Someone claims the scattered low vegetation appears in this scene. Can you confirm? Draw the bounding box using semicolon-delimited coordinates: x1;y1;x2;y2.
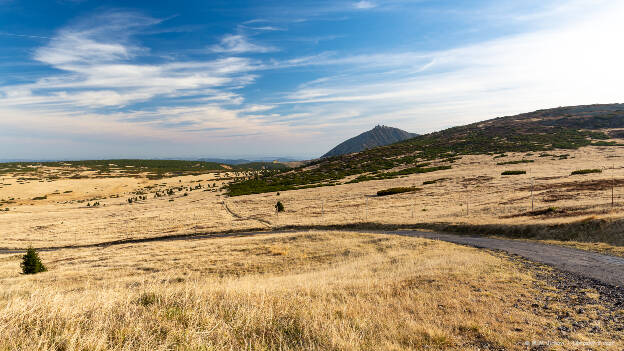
377;186;421;196
0;159;286;181
496;159;534;165
423;177;448;185
501;170;526;175
571;169;602;175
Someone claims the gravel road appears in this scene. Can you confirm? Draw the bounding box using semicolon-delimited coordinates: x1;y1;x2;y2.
397;230;624;287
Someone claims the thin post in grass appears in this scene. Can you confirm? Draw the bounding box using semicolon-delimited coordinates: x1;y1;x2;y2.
460;194;463;216
529;168;534;212
365;197;368;222
531;178;534;212
612;164;615;210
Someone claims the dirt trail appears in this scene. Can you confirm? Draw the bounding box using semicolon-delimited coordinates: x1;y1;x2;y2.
2;226;623;287
395;230;624;287
221;200;272;227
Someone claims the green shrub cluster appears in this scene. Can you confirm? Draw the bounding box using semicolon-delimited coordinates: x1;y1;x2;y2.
571;169;602;175
275;201;285;212
501;170;526;175
377;186;421;196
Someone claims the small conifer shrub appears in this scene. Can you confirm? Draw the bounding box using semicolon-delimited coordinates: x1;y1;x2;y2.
276;201;285;212
21;247;46;274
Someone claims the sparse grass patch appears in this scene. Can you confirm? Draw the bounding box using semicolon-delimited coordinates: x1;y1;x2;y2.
423;177;448;185
496;159;534;165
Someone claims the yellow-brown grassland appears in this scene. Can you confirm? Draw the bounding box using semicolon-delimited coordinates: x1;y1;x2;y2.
1;146;623;349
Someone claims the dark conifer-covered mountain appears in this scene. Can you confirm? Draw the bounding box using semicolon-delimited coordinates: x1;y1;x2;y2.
322;125;417;158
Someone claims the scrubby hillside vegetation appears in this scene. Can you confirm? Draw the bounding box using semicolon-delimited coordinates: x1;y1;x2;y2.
0;159;286;181
227;103;624;196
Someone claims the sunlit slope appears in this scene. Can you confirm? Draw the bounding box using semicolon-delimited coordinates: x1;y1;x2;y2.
228;103;624;195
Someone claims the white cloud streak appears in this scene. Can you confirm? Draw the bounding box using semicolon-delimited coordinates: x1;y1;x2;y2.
354;1;376;10
209;34;277;54
277;1;624;135
1;1;623;159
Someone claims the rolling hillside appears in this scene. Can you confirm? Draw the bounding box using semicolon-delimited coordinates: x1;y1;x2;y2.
227;103;624;196
322;125;418;158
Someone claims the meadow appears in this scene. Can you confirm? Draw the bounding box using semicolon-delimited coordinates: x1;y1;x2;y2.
2;146;624;250
1;146;624;349
1;231;619;350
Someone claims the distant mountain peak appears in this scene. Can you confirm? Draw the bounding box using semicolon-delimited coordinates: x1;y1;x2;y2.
322;125;418;158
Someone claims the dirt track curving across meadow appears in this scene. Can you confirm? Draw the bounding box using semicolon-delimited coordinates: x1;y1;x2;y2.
2;226;623;287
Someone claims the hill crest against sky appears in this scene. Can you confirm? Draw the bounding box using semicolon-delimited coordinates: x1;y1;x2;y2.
227;103;624;195
322;125;417;158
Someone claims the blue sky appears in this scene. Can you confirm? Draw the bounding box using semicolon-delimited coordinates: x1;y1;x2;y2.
0;0;623;160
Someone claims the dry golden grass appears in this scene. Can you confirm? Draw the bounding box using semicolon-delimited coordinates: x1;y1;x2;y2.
501;237;624;257
1;231;618;350
2;146;624;251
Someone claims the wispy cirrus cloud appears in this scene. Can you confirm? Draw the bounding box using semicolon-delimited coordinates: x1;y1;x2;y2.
1;11;261;110
0;10;289;155
1;0;623;160
209;34;277;54
354;1;376;10
268;0;624;136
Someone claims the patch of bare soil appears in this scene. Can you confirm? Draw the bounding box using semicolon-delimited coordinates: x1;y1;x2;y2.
539;190;579;203
460;175;494;186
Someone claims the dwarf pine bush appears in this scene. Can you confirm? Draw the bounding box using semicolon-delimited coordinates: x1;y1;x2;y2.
21;247;46;274
276;201;285;212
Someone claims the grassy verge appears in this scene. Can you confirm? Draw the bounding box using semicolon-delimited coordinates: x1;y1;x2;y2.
415;218;624;257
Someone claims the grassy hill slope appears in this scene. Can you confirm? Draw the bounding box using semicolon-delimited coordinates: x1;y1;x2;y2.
228;103;624;196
